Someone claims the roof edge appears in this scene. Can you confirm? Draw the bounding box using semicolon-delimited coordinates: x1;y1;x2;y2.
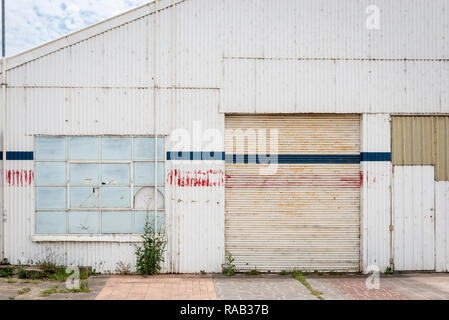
4;0;184;71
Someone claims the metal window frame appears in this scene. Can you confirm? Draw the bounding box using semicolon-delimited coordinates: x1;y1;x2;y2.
34;135;166;237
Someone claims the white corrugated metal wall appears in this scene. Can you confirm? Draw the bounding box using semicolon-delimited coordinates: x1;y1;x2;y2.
0;0;448;273
361;114;391;273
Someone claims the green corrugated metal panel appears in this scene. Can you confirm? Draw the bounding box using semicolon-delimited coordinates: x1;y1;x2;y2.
392;116;449;181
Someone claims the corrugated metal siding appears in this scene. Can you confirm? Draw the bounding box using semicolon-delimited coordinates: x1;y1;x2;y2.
435;181;449;272
225;115;360;154
392;116;449;181
361;114;391;273
225;115;360;272
220;0;449;114
393;166;435;271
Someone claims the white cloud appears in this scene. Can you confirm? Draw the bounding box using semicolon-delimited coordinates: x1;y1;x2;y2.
2;0;149;56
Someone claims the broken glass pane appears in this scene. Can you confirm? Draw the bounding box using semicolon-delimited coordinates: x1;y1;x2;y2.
70;163;99;185
35;137;66;160
69;211;100;234
101;137;131;160
70;187;100;208
68;137;99;160
35;162;66;185
101;163;130;185
35;187;67;209
35;211;67;234
101;211;132;233
101;187;130;208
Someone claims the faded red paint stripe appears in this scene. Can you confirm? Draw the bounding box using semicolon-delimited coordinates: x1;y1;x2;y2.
167;169;224;187
4;170;34;187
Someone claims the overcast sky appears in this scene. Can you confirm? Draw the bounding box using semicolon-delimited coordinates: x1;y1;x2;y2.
2;0;149;56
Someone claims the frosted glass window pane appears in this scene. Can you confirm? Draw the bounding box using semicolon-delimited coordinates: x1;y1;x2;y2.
135;211;155;234
101;137;131;160
134;138;155;160
70;187;99;208
68;137;99;160
35;137;65;160
36;211;66;234
69;211;100;234
101;211;132;234
157;138;165;160
156;211;165;233
36;187;66;209
101;164;130;185
157;162;165;185
133;187;165;210
70;164;99;185
35;162;66;185
101;187;130;208
134;162;154;185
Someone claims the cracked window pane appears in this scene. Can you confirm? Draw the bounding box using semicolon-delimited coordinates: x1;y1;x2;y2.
101;163;130;185
70;163;99;185
101;211;132;233
69;211;100;234
101;137;131;160
68;137;99;160
70;187;100;208
36;211;67;234
35;137;66;160
36;187;67;209
134;186;165;210
101;187;130;208
35;162;66;185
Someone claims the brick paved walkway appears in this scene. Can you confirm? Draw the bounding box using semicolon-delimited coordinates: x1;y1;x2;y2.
323;276;407;300
95;274;216;300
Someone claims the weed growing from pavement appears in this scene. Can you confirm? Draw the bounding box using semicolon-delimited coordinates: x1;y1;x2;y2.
200;270;207;275
17;287;31;295
135;219;167;275
244;269;261;275
223;252;236;276
40;280;91;297
385;266;393;274
0;268;13;278
116;261;132;275
280;270;291;275
292;270;324;300
41;286;60;297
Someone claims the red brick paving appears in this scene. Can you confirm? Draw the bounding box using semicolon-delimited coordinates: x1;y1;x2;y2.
95;274;217;300
324;277;408;300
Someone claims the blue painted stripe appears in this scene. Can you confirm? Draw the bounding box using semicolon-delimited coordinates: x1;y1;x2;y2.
0;151;34;160
0;151;391;162
167;151;392;163
167;151;225;161
360;152;391;162
225;154;361;164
